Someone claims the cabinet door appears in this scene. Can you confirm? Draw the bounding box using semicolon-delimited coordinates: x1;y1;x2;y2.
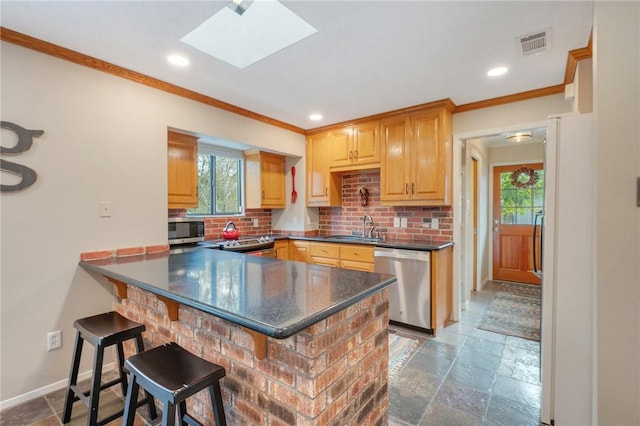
168;131;198;208
329;128;353;168
306;133;341;207
289;240;311;263
411;110;443;202
261;152;286;208
311;257;340;267
341;260;375;272
353;121;380;166
306;133;329;205
274;240;289;260
380;116;411;202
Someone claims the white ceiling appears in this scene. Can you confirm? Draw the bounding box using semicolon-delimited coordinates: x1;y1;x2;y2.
1;1;593;131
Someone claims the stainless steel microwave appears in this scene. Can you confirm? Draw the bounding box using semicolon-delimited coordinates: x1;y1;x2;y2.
168;217;205;246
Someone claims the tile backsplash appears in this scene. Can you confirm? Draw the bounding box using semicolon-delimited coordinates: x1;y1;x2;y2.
318;171;453;242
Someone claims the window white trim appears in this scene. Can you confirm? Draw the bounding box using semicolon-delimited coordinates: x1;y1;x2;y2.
198;143;244;160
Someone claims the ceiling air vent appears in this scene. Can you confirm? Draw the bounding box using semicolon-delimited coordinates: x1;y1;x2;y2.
517;30;549;56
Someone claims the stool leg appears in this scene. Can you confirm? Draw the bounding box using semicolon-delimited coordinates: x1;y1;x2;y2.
115;342;128;396
208;382;227;426
62;332;84;423
162;402;176;426
177;401;188;426
86;345;104;426
134;334;158;420
122;373;140;426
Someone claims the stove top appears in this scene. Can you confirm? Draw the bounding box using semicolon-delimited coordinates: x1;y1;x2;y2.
199;236;275;253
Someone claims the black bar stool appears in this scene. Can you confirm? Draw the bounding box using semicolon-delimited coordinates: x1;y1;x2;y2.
122;342;227;426
62;311;157;425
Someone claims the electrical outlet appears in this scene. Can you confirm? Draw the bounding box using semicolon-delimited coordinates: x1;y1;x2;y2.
253;218;259;228
393;217;400;228
400;217;408;228
47;330;62;351
431;218;439;229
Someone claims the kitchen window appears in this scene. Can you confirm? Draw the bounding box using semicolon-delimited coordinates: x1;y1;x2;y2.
188;145;244;216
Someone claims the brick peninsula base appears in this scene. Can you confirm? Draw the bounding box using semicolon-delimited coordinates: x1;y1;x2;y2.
115;284;390;425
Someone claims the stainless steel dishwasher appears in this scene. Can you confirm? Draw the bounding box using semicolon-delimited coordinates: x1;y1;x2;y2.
374;247;431;331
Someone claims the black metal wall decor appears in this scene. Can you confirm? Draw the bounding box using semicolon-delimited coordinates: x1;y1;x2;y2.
1;121;44;192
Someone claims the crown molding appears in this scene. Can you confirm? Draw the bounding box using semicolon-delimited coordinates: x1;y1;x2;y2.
0;27;306;135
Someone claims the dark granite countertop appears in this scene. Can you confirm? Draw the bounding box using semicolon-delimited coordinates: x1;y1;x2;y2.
80;250;395;339
285;235;453;251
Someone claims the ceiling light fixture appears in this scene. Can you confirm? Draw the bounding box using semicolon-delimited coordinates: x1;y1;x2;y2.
506;131;533;143
487;66;508;77
309;114;323;121
227;0;253;16
167;55;189;67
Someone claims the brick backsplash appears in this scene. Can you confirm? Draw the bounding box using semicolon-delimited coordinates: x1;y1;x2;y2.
319;170;453;242
170;169;452;242
169;208;273;240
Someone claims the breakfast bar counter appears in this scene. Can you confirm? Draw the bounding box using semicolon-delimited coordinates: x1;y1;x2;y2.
80;249;395;425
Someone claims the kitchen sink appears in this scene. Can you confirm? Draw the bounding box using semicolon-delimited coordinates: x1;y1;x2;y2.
324;235;384;243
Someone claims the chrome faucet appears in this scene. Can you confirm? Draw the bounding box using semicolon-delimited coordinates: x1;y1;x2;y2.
362;214;373;238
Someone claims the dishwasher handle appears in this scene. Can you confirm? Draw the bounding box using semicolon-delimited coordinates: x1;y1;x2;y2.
374;247;430;262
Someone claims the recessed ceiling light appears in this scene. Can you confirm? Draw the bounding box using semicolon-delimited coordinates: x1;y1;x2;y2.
167;55;190;67
487;66;508;77
309;114;323;121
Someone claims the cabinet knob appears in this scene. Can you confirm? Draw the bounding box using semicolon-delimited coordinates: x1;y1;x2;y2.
412;183;415;194
405;183;409;194
325;187;328;196
354;150;358;159
349;151;353;159
262;190;265;199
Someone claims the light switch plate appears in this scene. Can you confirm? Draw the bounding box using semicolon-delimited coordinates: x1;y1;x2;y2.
393;217;400;228
431;218;439;229
100;201;112;217
400;217;407;228
253;218;259;227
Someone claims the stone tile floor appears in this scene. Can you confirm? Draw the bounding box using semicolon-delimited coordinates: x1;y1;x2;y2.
389;280;542;426
1;281;541;426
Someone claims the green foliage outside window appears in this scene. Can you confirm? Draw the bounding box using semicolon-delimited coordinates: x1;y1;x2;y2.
500;169;544;225
189;153;242;215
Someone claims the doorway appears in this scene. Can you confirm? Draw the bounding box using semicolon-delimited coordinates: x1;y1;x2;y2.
491;163;543;285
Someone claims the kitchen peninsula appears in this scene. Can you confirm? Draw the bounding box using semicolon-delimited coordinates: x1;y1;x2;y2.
80;249;395;425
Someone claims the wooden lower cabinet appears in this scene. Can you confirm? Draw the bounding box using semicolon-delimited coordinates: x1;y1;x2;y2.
274;240;289;260
308;241;375;271
289;240;311;263
431;246;453;333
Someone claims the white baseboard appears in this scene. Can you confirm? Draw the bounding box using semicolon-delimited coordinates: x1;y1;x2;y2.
0;362;115;411
478;277;489;291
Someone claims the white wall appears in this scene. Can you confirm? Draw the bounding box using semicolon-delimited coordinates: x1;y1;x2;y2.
488;142;544;165
0;42;305;403
593;2;640;424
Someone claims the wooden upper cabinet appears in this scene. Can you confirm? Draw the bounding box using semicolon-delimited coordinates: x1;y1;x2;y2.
381;105;452;206
245;150;286;209
329;121;380;170
168;131;198;208
306;132;341;207
380;115;411;202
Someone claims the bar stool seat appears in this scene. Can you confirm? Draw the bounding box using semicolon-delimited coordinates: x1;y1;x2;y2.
123;342;227;426
62;311;157;425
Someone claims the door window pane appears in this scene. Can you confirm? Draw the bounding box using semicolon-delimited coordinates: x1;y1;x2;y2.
499;168;544;225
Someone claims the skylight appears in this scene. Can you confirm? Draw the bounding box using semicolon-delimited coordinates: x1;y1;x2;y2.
181;0;317;69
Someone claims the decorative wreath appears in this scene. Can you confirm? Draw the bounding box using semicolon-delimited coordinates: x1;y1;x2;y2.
510;167;539;188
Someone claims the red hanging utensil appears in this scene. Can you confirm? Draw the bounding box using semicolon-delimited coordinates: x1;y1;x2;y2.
291;166;298;203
